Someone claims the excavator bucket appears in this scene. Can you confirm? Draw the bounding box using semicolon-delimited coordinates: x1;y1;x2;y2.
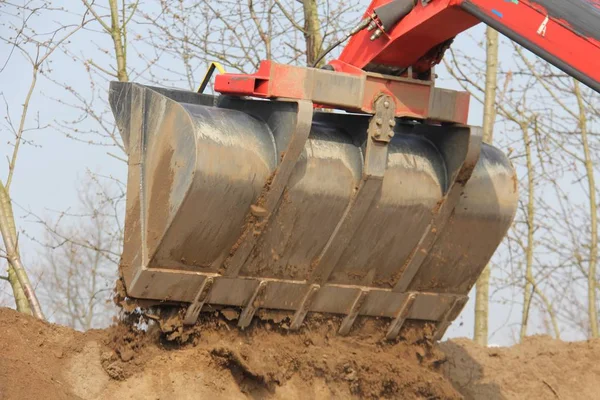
109;81;517;339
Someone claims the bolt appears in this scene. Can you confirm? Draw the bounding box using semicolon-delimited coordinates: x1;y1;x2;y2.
374;130;381;138
383;101;390;109
389;119;396;127
376;118;383;126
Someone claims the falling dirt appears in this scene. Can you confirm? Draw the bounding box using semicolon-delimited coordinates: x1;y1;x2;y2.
1;307;599;400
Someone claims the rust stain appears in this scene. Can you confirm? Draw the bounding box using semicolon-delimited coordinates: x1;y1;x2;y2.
511;172;518;193
432;198;444;214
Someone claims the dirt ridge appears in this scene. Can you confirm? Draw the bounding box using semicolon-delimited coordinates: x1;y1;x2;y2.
1;307;599;399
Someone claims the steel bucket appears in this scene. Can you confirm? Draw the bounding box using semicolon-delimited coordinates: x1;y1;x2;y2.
109;82;517;338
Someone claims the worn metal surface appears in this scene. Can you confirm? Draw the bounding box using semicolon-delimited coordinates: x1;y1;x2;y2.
110;82;518;337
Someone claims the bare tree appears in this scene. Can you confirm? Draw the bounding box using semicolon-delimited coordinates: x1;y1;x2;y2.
80;0;133;82
573;79;599;338
302;0;325;66
25;0;140;328
518;116;536;340
0;1;90;319
36;175;122;330
446;26;600;341
473;27;499;346
138;0;361;90
0;180;39;317
513;51;599;338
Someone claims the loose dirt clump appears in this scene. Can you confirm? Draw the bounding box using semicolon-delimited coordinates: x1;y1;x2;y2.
1;307;599;399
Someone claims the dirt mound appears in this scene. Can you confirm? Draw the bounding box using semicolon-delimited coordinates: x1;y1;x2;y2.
441;337;600;399
0;308;599;399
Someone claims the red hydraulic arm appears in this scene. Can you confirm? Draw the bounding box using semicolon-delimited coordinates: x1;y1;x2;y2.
215;0;600;123
336;0;600;92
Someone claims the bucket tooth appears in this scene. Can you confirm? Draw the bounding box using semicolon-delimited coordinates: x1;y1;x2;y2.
338;290;369;336
183;277;214;325
433;296;469;341
386;292;417;340
290;284;320;330
238;281;268;329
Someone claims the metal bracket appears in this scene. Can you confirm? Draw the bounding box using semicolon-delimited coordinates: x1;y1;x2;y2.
364;94;396;178
222;100;314;278
367;95;396;143
309;93;395;285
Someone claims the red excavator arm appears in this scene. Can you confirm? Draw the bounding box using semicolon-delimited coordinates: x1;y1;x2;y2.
336;0;600;92
215;0;600;123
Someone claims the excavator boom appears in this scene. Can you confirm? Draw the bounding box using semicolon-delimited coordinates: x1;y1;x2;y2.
337;0;600;93
109;0;597;340
461;0;600;92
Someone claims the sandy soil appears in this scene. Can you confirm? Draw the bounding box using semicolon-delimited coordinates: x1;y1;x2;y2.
0;307;598;399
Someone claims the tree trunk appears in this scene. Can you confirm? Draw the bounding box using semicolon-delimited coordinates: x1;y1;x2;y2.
0;180;44;319
574;80;599;338
474;27;499;346
474;266;490;345
520;121;535;341
303;0;323;67
108;0;129;82
2;195;31;315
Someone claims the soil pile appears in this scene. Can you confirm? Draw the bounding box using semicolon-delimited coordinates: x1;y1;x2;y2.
0;307;599;399
441;337;600;399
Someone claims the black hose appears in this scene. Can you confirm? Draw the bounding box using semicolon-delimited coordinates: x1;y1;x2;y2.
374;0;418;31
312;35;351;68
311;18;371;68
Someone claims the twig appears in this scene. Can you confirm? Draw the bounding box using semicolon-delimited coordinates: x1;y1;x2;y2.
107;152;127;163
542;379;561;399
86;59;118;77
